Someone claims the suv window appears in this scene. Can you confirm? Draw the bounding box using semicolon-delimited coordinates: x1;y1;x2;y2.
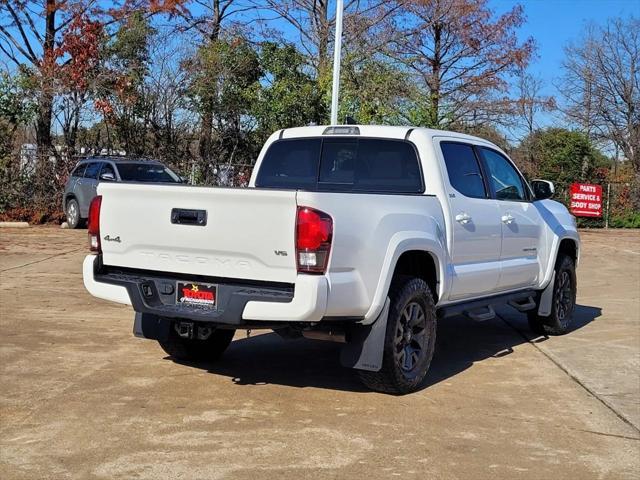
480;148;527;201
71;163;88;178
256;138;423;194
83;162;102;180
116;163;181;183
100;163;116;178
440;142;487;199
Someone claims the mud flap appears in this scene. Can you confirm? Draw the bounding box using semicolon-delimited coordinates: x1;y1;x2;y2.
340;298;390;372
133;313;170;340
537;272;555;317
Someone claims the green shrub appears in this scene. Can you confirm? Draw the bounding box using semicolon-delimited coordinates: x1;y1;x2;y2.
608;212;640;228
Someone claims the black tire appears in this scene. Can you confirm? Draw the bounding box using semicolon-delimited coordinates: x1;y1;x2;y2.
158;325;235;361
65;198;82;229
358;276;437;395
528;253;576;336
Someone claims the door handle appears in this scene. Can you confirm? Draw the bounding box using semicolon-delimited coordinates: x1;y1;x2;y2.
455;213;471;225
501;214;515;224
171;208;207;226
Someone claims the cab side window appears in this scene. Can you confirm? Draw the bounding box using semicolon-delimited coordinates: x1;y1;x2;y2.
441;142;487;199
479;148;526;201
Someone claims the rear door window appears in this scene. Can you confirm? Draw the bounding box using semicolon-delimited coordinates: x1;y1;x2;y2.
83;162;102;180
440;142;487;199
71;163;88;177
256;137;423;193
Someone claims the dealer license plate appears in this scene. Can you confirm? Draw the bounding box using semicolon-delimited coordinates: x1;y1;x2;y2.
176;282;217;309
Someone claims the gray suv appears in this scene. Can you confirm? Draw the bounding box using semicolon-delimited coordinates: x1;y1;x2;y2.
63;158;183;228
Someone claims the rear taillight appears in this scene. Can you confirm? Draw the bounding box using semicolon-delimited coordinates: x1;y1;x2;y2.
296;206;332;274
88;195;102;252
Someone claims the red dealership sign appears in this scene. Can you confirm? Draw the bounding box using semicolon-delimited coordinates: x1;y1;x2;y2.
569;183;602;217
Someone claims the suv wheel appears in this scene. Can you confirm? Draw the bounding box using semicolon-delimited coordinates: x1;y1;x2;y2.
358;276;437;394
528;253;576;336
158;325;235;361
66;198;82;229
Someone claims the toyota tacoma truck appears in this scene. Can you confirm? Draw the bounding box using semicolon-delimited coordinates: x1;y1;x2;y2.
83;125;580;394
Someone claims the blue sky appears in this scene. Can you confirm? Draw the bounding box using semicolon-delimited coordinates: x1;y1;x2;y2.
493;0;640;97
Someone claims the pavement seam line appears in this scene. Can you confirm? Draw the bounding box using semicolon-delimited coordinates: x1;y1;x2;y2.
0;248;84;273
496;313;640;436
576;429;640;441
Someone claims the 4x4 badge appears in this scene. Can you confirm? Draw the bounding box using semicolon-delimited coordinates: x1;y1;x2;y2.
103;235;121;243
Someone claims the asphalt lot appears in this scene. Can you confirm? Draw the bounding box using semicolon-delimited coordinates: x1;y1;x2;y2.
1;227;639;479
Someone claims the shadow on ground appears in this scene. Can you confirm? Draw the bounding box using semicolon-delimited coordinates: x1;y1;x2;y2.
168;304;601;394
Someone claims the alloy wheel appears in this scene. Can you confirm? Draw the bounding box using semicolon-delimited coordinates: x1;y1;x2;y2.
394;301;428;375
555;270;573;323
67;202;78;226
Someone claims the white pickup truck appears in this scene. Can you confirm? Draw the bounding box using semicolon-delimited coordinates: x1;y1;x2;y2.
83;125;579;394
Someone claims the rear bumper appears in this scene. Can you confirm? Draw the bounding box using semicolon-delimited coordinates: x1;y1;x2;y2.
82;255;328;324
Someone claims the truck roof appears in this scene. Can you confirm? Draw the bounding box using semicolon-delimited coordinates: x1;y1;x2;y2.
278;124;499;147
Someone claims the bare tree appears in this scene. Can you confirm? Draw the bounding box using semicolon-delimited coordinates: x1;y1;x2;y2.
561;17;640;174
389;0;534;128
514;70;555;136
257;0;398;80
510;68;556;174
0;0;62;152
144;31;198;169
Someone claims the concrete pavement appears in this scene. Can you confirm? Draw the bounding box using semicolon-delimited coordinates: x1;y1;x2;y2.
0;227;638;479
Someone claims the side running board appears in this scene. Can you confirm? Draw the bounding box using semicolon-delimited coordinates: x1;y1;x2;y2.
508;296;537;312
464;305;495;322
438;289;537;321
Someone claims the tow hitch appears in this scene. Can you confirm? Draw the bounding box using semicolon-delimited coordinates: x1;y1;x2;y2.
174;321;212;340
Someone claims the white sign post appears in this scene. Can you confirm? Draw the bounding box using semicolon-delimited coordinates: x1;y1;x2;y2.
330;0;344;125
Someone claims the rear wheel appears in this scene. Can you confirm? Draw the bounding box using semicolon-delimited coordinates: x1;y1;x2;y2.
158;325;235;361
358;276;437;394
528;253;576;336
65;198;82;229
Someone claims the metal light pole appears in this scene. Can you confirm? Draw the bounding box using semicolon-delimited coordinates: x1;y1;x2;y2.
330;0;344;125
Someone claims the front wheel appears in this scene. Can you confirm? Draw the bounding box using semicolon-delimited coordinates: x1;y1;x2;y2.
528;253;576;336
65;198;82;229
358;277;437;394
158;325;235;361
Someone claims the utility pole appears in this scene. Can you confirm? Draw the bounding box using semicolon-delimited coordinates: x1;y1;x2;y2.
330;0;344;125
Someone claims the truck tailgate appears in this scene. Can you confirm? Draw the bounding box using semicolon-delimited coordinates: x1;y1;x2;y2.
97;183;298;283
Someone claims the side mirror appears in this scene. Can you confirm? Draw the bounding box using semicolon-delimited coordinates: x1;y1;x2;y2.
180;176;190;184
100;172;115;181
531;180;554;200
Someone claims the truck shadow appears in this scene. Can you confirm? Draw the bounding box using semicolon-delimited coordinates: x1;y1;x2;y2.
171;304;601;394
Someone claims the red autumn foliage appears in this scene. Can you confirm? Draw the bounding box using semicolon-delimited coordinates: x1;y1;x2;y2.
59;14;104;92
148;0;187;15
94;98;114;117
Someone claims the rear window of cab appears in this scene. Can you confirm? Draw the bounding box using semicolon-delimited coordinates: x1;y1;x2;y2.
255;137;424;194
